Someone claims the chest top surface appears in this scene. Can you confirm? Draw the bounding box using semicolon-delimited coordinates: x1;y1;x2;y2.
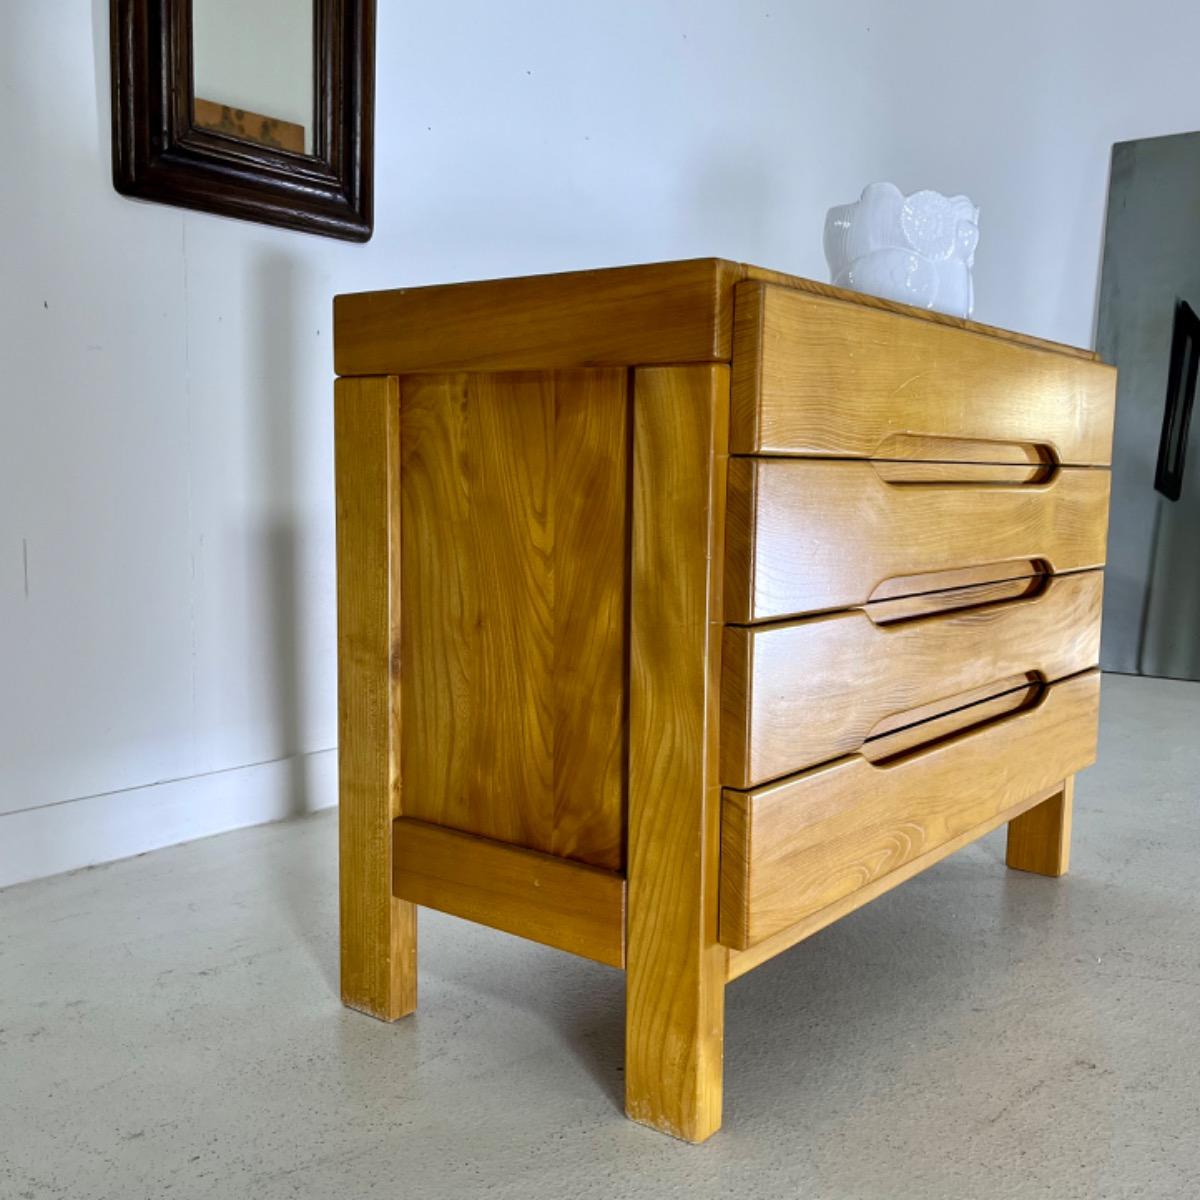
333;258;1098;379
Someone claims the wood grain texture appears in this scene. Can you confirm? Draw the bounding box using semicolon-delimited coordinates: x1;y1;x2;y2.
730;282;1116;462
335;259;742;376
868;560;1056;606
870;460;1053;485
859;677;1041;763
335;375;417;1021
392;817;625;967
397;370;628;869
864;568;1042;622
625;365;729;1143
724;781;1066;982
722;570;1104;786
738;265;1098;363
331;258;1113;1138
725;458;1111;622
335;260;1097;378
720;670;1101;950
1007;776;1074;876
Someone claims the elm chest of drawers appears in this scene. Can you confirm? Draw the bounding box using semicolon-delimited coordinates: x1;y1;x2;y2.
333;260;1116;1142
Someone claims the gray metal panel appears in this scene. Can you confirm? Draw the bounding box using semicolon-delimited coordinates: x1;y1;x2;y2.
1096;132;1200;676
1142;411;1200;679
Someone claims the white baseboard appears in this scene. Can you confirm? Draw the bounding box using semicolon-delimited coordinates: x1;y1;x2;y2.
0;749;337;890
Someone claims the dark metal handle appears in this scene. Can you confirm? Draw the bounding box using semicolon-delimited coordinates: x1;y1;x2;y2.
1155;298;1200;501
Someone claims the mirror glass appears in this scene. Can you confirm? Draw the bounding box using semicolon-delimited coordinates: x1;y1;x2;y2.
192;0;315;154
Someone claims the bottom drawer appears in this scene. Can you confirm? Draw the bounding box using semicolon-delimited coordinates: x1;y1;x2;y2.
719;670;1100;950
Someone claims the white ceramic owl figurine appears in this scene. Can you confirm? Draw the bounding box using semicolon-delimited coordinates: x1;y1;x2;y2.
823;183;980;318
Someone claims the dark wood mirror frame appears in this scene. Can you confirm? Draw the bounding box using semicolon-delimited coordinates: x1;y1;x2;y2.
111;0;375;241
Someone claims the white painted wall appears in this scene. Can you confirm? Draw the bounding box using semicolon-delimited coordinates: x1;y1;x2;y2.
4;0;1200;888
193;0;314;148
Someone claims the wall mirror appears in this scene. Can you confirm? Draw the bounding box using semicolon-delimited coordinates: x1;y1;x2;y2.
111;0;375;241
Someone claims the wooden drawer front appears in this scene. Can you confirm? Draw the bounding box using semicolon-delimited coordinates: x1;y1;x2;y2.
726;458;1110;623
731;283;1116;464
719;670;1100;949
722;570;1103;788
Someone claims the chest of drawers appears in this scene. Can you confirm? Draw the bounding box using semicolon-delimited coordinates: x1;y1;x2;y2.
334;260;1115;1142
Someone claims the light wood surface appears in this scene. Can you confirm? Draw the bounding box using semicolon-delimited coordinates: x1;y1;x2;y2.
725;458;1111;623
397;370;628;870
335;259;742;376
333;258;1114;1140
870;460;1054;485
860;676;1042;763
335;376;417;1022
867;559;1048;606
720;670;1101;950
730;282;1116;462
722;570;1103;786
1007;776;1074;876
723;781;1067;982
392;817;625;967
625;365;729;1143
863;568;1042;622
737;264;1098;362
333;259;1098;379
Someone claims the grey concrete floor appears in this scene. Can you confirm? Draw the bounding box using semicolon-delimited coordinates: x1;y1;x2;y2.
2;673;1198;1200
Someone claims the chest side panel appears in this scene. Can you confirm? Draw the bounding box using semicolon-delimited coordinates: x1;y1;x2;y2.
398;369;629;870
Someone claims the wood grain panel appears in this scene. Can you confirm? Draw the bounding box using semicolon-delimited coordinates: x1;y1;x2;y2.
867;559;1046;606
725;458;1111;623
335;375;417;1022
398;370;628;869
335;260;1096;378
335;259;741;376
738;265;1098;362
719;670;1101;950
864;568;1042;622
859;677;1041;763
870;460;1053;485
722;570;1103;786
723;781;1066;981
625;365;729;1143
731;282;1116;463
392;817;625;967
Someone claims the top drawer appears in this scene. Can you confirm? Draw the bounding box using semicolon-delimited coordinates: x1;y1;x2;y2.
730;283;1117;465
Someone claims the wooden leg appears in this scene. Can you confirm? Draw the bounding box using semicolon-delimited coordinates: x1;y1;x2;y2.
1006;776;1074;877
336;376;417;1021
625;365;729;1143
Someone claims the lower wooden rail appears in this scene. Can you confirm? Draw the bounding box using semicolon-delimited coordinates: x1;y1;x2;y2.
392;817;626;968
